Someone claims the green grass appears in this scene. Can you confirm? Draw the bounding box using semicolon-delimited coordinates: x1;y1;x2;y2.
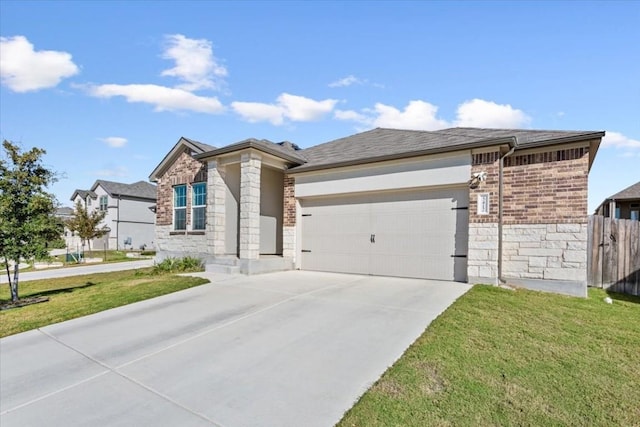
0;269;209;338
339;286;640;427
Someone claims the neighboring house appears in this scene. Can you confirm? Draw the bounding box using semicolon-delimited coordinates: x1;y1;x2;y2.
149;128;604;296
55;206;82;249
70;180;157;250
594;181;640;220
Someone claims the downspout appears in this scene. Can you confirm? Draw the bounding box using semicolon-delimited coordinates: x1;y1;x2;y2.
116;196;120;250
498;139;517;284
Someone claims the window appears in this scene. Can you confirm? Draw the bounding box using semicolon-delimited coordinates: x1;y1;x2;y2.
631;203;639;221
615;207;621;219
174;185;187;230
99;195;108;211
86;197;92;206
192;183;206;230
477;193;490;215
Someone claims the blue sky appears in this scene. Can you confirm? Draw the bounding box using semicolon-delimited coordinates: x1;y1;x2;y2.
1;1;638;212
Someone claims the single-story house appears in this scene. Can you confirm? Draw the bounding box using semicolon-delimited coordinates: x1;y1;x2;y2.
149;128;604;296
594;181;640;220
70;179;157;250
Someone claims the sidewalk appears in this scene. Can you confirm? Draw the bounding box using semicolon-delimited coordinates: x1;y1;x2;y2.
0;259;154;284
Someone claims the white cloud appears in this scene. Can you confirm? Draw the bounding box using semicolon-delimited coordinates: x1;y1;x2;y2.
86;83;224;114
372;100;449;130
335;100;448;130
328;75;363;88
0;35;79;92
95;166;128;177
601;131;640;157
335;98;531;132
454;98;531;128
161;34;227;91
100;137;127;148
232;93;337;125
232;101;285;125
334;109;371;123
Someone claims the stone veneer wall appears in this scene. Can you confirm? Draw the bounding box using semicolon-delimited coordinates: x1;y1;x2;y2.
282;175;296;259
155;149;208;257
239;152;261;260
467;144;592;291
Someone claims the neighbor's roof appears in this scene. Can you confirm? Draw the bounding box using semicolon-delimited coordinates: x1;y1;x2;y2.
91;180;157;200
289;127;605;173
605;181;640;201
70;189;97;201
55;206;74;216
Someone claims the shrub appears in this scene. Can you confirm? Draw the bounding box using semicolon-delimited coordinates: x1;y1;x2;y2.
152;257;203;274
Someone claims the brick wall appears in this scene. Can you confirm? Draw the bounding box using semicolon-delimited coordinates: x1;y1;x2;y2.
469;147;590;225
156;149;207;226
283;175;296;227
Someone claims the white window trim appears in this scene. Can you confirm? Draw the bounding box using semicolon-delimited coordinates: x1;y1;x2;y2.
192;182;206;231
173;184;187;231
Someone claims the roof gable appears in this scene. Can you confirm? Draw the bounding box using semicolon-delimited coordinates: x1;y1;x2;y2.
149;137;216;182
195;138;306;164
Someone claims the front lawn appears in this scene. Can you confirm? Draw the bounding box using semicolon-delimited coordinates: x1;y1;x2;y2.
339;286;640;426
0;269;209;338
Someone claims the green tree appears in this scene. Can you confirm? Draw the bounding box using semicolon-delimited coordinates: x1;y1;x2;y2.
0;140;61;302
66;200;108;257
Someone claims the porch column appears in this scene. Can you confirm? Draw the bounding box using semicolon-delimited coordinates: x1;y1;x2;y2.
207;160;226;255
239;152;261;260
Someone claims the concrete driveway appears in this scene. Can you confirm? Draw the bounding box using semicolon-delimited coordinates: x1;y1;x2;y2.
0;271;470;427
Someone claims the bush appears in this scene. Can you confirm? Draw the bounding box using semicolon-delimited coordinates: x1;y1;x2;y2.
152;257;203;274
140;250;157;256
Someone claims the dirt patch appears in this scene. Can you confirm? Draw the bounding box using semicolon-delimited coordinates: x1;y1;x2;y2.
0;296;49;311
372;378;406;399
411;361;447;395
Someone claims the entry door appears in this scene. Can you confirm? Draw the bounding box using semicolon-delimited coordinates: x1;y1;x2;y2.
300;187;468;281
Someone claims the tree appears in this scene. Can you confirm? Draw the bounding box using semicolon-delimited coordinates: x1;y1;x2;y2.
0;140;61;302
66;200;108;257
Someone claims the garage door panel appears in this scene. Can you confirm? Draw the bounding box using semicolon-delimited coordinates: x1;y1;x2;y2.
301;187;468;282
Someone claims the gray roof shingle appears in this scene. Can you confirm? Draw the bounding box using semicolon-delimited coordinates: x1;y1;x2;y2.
197;138;307;164
92;180;157;200
290;127;604;172
606;181;640;201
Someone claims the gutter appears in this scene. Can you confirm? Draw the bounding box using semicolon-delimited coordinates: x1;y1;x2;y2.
497;137;518;283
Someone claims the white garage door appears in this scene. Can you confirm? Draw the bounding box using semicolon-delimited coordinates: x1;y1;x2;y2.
300;187;468;282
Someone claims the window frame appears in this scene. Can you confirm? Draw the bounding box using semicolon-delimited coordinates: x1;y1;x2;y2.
173;184;187;231
99;195;108;212
191;182;207;231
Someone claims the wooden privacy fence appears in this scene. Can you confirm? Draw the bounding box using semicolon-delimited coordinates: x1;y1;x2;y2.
588;215;640;296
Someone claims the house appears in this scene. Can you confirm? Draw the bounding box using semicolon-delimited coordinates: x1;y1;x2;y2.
55;206;82;249
70;179;157;250
594;181;640;220
149;128;604;296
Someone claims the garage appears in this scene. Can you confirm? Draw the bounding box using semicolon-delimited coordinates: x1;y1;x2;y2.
300;186;469;282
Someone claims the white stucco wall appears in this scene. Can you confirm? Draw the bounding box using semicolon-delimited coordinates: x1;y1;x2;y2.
294;152;471;198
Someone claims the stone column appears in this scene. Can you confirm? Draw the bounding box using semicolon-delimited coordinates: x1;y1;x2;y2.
207;160;226;255
240;152;261;260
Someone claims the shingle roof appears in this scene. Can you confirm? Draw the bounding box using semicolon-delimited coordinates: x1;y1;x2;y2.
92;180;157;200
70;189;97;201
182;137;216;153
290;127;604;172
606;181;640;201
196;138;307;164
55;207;74;216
